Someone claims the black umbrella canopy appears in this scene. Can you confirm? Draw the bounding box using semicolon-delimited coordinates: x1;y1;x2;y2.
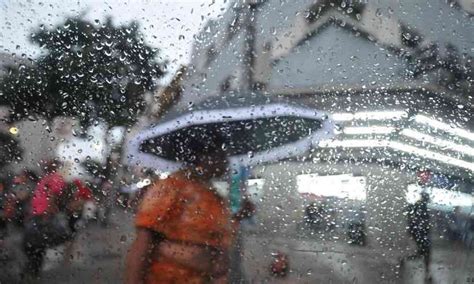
126;91;335;172
140;116;322;160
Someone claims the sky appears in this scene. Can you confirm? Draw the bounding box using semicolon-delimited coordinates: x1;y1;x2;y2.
0;0;229;82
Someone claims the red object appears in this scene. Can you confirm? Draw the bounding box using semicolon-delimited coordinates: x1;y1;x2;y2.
31;172;66;215
12;176;26;184
417;170;431;185
73;179;93;200
270;251;289;277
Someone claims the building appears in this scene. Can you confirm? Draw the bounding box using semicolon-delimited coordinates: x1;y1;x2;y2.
175;0;473;176
161;0;474;261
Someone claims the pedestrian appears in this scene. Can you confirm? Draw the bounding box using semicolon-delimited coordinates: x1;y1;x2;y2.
95;157;117;225
61;179;94;264
406;191;432;280
0;181;8;245
6;170;38;227
236;196;257;225
22;160;71;279
125;136;234;284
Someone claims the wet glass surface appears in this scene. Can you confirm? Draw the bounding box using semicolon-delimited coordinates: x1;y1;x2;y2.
0;0;472;283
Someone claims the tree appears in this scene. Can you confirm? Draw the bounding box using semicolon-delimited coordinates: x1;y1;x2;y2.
0;16;165;127
407;42;473;96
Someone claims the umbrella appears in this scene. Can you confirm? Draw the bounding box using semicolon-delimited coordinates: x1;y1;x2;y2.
126;93;336;172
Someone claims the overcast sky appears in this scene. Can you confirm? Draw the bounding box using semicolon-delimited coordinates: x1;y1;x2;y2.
1;0;229;82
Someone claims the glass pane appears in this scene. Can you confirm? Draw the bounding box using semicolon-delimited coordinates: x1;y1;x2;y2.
0;0;472;283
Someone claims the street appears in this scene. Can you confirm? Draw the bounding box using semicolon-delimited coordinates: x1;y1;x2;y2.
241;229;473;283
1;207;472;283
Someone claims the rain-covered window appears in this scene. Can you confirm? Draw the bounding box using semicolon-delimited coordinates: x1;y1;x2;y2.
0;0;472;283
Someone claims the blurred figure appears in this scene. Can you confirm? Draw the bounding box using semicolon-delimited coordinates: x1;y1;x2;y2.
126;137;234;284
4;170;38;227
406;191;431;279
67;179;93;229
95;158;117;225
237;197;257;226
62;179;93;264
0;181;7;246
304;201;325;227
82;159;115;224
22;160;70;278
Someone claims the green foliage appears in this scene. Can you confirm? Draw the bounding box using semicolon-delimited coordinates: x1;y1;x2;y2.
0;16;165;126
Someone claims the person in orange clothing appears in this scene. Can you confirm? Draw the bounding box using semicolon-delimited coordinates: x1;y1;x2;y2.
125;137;234;284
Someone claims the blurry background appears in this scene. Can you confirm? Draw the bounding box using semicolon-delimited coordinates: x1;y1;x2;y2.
0;0;473;283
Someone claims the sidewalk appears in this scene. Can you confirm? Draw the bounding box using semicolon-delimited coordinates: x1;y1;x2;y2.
38;208;135;284
239;227;474;284
2;210;472;284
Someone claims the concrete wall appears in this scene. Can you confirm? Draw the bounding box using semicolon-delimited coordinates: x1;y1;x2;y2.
179;28;247;109
268;25;409;89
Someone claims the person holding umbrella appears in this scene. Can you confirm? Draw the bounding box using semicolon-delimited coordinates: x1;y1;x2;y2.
124;95;335;283
125;135;234;284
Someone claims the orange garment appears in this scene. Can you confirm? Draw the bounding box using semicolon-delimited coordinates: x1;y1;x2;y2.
135;172;233;284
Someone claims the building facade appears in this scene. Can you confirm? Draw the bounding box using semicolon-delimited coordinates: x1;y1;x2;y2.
165;0;474;258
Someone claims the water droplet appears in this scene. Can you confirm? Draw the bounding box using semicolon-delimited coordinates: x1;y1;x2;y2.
120;235;127;243
375;8;383;17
